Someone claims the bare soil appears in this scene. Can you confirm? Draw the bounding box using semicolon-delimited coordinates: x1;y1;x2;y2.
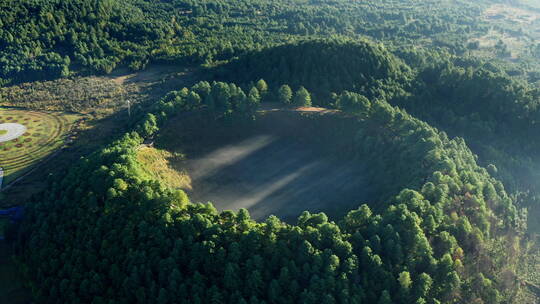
157;110;372;223
184;135;370;222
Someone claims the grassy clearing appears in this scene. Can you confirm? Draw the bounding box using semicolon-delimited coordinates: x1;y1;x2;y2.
0;108;81;185
136;146;192;190
475;4;540;60
0;65;198;115
469;29;529;59
0;76;125;113
484;4;540;25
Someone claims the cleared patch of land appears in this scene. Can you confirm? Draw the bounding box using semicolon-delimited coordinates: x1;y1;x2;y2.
469;29;528;59
0;65;198;115
472;3;540;62
484;4;540;25
0;108;80;185
0;77;125;113
155;111;372;223
186;135;369;222
136;146;192;190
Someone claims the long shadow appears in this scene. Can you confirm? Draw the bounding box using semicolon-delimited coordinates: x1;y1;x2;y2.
181;134;373;223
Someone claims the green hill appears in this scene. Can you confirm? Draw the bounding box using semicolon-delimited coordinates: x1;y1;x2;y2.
210;39;410;106
15;81;524;304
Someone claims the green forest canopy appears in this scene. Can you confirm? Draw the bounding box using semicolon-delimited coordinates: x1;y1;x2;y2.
210;38;540;211
1;0;539;303
16;81;524;303
0;0;523;84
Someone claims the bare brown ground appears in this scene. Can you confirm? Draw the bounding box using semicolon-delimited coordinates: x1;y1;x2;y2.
157;110;372;223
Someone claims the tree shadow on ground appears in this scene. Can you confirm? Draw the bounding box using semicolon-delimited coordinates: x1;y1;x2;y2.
174;134;373;223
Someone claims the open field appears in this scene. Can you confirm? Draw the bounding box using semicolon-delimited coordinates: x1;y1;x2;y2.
0;108;80;185
473;3;540;61
0;77;125;113
469;29;529;59
485;4;540;25
0;64;198;115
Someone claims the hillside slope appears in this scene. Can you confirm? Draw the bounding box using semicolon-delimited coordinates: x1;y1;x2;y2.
14;81;524;304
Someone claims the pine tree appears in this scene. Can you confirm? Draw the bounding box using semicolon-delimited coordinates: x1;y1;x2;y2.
337;91;371;115
294;86;311;107
256;79;268;101
278;84;293;105
248;87;261;106
187;91;202;109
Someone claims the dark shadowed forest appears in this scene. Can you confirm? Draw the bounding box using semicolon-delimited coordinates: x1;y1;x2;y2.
1;0;539;303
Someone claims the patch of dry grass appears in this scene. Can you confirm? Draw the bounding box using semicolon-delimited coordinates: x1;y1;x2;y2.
137;146;192;190
0;77;125;113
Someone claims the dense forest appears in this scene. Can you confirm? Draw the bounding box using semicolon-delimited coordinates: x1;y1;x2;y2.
1;0;531;84
398;51;540;209
1;0;540;303
211;39;540;212
15;82;525;303
209;39;410;106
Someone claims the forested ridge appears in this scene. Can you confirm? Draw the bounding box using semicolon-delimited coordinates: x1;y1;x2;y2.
210;39;411;106
2;0;540;303
0;0;515;85
0;0;166;82
398;50;540;208
210;39;540;211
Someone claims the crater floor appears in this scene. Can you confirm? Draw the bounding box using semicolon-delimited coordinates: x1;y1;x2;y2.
181;134;371;222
